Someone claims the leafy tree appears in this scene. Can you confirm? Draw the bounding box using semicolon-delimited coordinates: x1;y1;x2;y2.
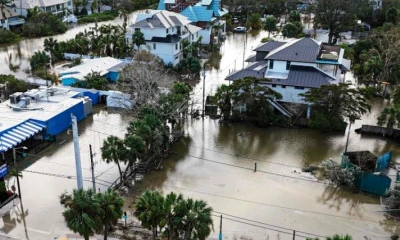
363;55;383;83
265;0;286;16
30;51;50;71
377;106;400;130
215;84;232;119
132;30;145;51
264;16;277;37
101;136;126;182
44;37;58;64
0;29;20;44
0;75;28;95
135;190;166;239
247;13;262;30
60;189;102;240
314;0;361;44
386;7;399;24
300;84;371;131
71;71;110;90
385;184;400;216
282;22;302;38
96;189;124;240
289;10;300;22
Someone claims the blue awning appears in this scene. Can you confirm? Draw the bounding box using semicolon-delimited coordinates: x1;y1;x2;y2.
0;120;46;153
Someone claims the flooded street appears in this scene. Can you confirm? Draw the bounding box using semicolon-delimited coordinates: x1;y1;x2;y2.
0;16;400;239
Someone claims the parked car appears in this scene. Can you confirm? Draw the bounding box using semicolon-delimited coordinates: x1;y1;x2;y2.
234;26;246;33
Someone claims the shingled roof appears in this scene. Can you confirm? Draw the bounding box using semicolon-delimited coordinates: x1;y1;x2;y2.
226;64;334;88
253;40;286;52
265;38;321;63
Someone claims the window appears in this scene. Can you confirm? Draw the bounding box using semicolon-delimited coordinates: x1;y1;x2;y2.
153;43;156;50
281;85;286;88
167;4;172;10
196;32;198;37
175;43;178;50
67;1;72;6
271;84;276;88
179;5;185;11
269;60;274;69
191;34;194;40
295;86;305;90
166;28;169;34
286;61;291;70
135;28;140;31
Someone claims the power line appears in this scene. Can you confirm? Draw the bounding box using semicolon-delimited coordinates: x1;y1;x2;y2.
186;144;303;168
174;152;320;183
164;184;400;226
212;211;326;238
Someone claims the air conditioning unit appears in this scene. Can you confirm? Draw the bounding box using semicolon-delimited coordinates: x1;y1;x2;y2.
9;93;24;104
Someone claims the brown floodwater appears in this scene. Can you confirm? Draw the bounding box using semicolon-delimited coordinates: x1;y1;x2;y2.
0;14;400;240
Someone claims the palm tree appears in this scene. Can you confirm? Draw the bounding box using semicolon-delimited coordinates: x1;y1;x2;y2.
44;37;58;65
176;198;213;240
60;189;102;240
263;16;277;37
162;192;184;240
101;136;126;182
132;30;145;51
363;55;383;84
73;0;81;13
135;190;166;240
96;189;124;240
307;234;353;240
282;22;300;38
123;135;145;172
377;106;400;130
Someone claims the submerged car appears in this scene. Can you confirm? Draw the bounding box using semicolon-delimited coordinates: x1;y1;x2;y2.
234;26;246;33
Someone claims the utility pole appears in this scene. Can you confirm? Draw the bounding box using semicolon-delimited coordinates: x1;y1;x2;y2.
242;1;249;69
71;114;83;189
12;148;22;200
89;144;96;193
344;121;352;154
202;63;206;118
292;230;296;239
219;215;222;240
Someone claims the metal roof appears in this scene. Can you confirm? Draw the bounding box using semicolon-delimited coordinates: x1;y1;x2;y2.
0;120;45;152
181;5;213;22
265;38;321;63
253;40;286;52
226;61;268;80
245;54;257;62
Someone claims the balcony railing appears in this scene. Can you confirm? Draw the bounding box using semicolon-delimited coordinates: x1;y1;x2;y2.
8;18;25;26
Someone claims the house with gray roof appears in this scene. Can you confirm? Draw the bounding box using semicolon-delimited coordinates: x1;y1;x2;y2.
127;10;202;66
157;0;227;44
226;37;351;109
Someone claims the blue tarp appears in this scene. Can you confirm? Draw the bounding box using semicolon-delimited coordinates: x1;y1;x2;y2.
0;120;46;152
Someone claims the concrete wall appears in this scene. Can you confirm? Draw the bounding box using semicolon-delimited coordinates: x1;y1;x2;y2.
265;84;309;103
61;78;78;86
106;72;119;82
44;100;85;135
199;28;211;44
146;41;180;65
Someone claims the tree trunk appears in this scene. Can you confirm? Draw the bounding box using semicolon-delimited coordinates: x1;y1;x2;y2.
152;226;156;240
84;235;89;240
116;161;123;183
328;31;334;45
104;223;108;240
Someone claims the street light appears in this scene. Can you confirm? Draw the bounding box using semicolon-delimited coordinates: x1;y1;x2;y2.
12;146;27;200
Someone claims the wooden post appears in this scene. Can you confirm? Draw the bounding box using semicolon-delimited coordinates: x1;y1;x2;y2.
293;230;296;240
254;163;257;172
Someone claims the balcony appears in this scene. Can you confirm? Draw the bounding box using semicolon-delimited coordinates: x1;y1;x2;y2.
8;18;25;26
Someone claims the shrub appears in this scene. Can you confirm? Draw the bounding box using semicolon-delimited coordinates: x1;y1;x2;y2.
0;29;21;44
22;12;67;37
79;10;119;23
30;51;50;71
309;112;347;132
261;37;270;43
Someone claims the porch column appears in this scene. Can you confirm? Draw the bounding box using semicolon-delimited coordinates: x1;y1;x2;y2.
306;105;311;119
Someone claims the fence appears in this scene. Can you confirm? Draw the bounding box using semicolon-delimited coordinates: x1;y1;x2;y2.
356;125;400;140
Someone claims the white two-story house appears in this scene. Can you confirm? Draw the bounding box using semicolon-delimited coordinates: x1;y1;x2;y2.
157;0;227;45
10;0;73;18
127;10;202;66
226;37;350;116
